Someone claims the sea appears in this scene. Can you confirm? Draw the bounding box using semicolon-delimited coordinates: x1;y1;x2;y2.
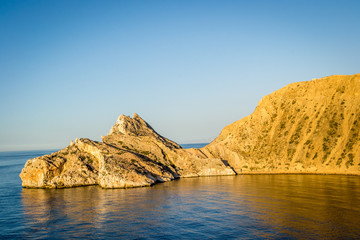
1;143;360;239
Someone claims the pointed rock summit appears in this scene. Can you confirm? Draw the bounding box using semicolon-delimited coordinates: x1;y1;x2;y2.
105;113;181;149
109;113;156;136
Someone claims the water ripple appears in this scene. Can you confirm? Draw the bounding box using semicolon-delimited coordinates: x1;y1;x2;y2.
1;151;360;239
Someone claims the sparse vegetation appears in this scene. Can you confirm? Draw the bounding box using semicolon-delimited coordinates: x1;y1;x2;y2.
141;151;151;156
336;158;342;166
322;142;329;151
122;146;131;150
287;148;296;159
346;154;354;168
86;156;93;164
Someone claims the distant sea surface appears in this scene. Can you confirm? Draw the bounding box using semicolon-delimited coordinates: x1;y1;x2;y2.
1;145;360;239
181;142;208;149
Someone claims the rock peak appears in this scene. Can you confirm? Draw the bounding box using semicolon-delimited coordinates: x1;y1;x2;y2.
109;113;154;136
103;113;183;150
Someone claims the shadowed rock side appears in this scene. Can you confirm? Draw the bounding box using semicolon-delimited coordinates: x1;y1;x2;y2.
20;114;235;188
203;74;360;174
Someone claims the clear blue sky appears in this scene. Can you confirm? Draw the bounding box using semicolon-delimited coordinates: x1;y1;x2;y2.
1;0;359;151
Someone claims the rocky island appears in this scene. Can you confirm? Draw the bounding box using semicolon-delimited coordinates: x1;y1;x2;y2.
20;74;360;188
20;113;235;188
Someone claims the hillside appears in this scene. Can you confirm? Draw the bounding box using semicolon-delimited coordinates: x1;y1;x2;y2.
203;74;360;174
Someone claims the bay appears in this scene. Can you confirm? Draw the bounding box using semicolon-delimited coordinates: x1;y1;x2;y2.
1;145;360;239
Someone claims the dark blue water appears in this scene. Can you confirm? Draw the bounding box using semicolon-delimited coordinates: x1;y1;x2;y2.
1;146;360;239
181;143;208;149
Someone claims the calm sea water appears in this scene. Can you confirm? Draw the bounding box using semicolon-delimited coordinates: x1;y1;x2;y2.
1;145;360;239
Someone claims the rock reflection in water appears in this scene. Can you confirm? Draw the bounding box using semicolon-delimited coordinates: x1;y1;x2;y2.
21;175;360;239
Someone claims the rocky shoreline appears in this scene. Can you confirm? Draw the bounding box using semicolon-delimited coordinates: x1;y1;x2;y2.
20;74;360;188
20;114;235;188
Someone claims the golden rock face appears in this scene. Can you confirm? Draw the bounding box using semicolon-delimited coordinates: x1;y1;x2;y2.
20;74;360;188
20;113;235;189
204;74;360;174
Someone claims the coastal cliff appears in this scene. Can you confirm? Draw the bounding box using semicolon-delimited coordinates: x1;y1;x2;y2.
203;74;360;174
20;74;360;188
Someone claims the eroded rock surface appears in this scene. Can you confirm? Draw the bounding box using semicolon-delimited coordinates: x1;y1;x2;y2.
20;114;234;188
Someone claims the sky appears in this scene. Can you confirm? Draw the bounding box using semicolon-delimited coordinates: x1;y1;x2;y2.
1;0;360;151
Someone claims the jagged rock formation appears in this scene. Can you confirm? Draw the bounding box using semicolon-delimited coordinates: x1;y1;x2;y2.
20;114;235;188
20;73;360;188
203;74;360;174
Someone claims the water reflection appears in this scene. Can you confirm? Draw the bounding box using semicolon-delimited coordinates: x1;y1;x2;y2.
21;175;360;239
